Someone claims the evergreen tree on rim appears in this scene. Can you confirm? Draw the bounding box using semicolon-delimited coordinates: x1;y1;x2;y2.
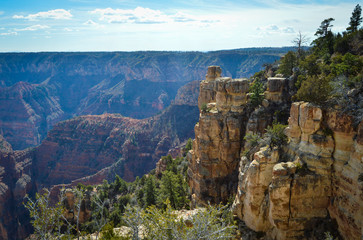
346;4;362;33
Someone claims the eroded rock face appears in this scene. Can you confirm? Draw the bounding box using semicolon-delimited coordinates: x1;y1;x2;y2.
0;103;199;239
233;102;363;240
0;82;65;150
0;139;35;240
189;67;292;207
174;80;200;106
188;66;250;206
264;77;289;103
35;104;198;186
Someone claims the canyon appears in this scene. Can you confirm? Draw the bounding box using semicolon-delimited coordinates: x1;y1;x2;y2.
0;49;289;150
0;102;199;239
0;56;361;239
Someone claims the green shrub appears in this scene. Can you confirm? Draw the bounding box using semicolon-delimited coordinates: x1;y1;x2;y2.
249;78;265;108
263;123;288;149
244;133;261;148
296;75;332;105
278;51;298;76
201;103;208;112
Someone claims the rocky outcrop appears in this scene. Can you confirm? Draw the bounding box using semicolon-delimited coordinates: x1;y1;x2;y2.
189;66;361;239
188;67;291;207
233;102;363;240
188;66;250;206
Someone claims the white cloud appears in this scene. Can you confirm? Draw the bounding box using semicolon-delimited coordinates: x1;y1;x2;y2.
83;19;104;29
16;24;50;31
84;19;98;25
13;9;72;21
89;7;215;25
257;24;295;34
0;32;18;36
172;12;195;23
91;7;170;24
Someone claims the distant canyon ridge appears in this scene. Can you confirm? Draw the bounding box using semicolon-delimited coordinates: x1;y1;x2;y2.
0;48;290;150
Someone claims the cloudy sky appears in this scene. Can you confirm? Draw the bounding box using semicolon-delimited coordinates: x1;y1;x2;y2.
0;0;359;52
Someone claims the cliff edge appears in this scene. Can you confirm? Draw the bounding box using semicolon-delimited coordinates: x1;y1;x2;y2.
188;66;362;240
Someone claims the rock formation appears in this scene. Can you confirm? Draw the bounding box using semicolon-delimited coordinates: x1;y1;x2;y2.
233;102;363;239
188;66;250;206
189;66;362;239
0;82;65;150
0;136;35;240
188;66;291;207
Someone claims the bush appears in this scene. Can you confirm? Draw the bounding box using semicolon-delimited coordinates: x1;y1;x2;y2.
201;103;208;112
263;123;288;149
244;133;261;148
124;202;236;240
296;75;332;105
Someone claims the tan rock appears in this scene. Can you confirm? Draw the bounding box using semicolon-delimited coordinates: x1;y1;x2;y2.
234;101;362;239
188;67;249;206
265;77;289;103
205;66;221;81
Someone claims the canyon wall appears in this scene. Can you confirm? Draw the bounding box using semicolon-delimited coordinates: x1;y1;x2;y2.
0;103;199;239
188;66;291;206
189;66;362;239
0;137;35;240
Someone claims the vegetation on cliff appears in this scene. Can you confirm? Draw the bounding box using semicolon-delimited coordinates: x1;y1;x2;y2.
278;5;363;120
25;150;237;239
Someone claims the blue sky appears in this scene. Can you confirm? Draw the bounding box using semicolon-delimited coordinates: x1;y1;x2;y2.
0;0;359;52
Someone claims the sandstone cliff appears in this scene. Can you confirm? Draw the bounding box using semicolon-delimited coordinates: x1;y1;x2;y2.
0;82;65;150
232;102;363;239
188;66;291;206
189;66;362;239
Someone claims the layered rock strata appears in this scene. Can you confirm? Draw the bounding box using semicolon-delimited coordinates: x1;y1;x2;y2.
188;66;250;206
188;66;291;207
0;137;35;240
233;102;363;240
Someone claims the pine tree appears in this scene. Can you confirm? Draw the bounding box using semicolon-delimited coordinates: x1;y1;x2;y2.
250;76;264;108
347;4;362;33
144;176;156;207
159;171;177;208
315;18;335;37
313;18;336;55
175;174;188;209
278;51;298;76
